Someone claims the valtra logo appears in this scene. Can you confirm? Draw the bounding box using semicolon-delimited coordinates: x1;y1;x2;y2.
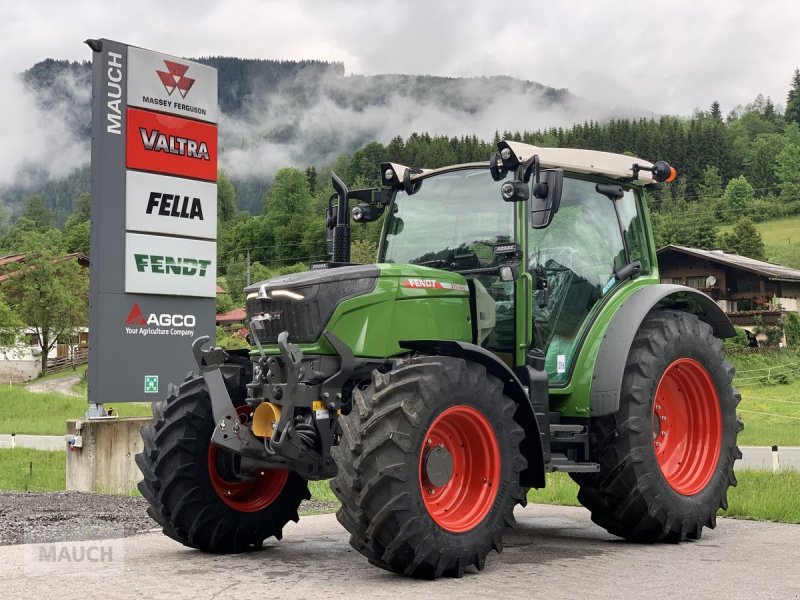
156;60;195;98
126;108;217;181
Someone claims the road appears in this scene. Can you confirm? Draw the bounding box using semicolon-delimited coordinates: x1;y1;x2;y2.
0;504;797;600
0;434;65;451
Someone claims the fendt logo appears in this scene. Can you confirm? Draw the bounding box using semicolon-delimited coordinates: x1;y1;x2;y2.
156;60;195;98
124;303;197;337
134;254;212;276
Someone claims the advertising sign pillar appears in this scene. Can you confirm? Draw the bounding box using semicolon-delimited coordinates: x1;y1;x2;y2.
87;39;218;412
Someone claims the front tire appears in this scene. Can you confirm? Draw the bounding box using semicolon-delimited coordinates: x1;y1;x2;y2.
136;376;310;552
573;309;742;541
330;356;526;578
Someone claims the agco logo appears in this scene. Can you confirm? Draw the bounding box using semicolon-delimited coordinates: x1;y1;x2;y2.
156;60;195;98
125;303;197;328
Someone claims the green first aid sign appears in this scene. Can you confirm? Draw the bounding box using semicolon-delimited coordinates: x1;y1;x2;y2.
144;375;159;393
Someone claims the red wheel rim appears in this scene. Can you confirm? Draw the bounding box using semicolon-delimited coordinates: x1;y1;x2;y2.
652;358;722;496
418;405;501;533
208;406;289;512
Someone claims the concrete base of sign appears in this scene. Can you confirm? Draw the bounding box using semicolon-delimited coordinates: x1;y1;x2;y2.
66;417;149;494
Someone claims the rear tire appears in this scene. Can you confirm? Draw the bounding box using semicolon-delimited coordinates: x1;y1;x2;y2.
330;356;526;578
573;309;742;542
136;375;310;552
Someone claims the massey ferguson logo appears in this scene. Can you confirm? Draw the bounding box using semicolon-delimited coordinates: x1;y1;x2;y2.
125;303;196;337
156;60;195;98
139;128;210;160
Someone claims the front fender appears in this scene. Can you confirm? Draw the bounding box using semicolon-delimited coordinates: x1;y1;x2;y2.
400;339;545;488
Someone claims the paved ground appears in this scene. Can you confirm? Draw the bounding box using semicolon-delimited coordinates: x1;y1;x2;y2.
0;434;65;451
25;375;82;398
737;445;800;471
0;504;797;600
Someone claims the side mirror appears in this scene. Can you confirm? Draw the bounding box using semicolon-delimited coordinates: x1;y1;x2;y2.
387;215;404;236
530;169;563;229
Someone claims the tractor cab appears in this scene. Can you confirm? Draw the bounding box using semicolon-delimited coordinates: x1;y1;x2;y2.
334;141;672;386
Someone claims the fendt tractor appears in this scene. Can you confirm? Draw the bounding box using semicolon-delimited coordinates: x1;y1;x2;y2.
137;140;742;578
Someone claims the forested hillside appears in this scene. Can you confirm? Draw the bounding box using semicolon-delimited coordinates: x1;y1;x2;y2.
2;59;800;307
2;56;575;219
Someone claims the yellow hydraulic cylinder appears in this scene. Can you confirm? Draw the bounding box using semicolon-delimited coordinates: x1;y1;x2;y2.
252;402;281;438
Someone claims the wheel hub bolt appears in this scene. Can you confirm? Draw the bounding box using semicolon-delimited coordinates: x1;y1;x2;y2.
661;415;667;422
655;441;662;448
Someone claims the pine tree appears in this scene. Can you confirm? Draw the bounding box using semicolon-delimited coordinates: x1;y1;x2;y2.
697;166;723;201
785;68;800;125
719;218;766;260
710;101;723;123
776;143;800;201
22;196;54;230
217;172;238;223
721;175;755;221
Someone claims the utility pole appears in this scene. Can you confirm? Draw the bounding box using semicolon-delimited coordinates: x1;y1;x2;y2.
246;250;251;286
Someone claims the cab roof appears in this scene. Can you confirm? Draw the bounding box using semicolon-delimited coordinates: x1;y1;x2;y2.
387;140;658;186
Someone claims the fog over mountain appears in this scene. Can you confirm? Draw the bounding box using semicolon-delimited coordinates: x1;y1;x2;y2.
0;56;641;220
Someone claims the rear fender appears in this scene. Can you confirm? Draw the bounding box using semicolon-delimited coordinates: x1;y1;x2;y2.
400;339;545;488
590;284;735;416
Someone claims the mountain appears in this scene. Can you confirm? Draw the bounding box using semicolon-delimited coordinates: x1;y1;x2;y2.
4;56;581;221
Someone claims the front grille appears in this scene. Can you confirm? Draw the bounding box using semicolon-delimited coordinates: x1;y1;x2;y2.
245;265;379;344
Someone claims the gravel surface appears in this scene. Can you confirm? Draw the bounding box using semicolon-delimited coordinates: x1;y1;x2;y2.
25;375;83;398
0;491;338;546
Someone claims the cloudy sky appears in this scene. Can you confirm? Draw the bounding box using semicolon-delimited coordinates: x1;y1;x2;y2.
1;0;799;189
4;0;798;115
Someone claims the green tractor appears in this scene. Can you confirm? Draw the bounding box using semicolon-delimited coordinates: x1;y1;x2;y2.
137;140;742;578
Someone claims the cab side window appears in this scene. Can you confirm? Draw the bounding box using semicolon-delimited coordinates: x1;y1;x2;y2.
528;177;627;384
616;190;651;274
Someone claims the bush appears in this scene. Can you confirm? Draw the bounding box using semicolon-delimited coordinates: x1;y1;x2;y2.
724;326;751;350
782;312;800;348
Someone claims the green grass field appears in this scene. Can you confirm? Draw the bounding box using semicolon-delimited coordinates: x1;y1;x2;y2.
728;350;800;446
0;448;65;492
719;215;800;269
0;387;151;435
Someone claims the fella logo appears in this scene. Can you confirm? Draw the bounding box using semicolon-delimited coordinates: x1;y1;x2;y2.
156;60;195;98
126;108;217;181
146;193;204;220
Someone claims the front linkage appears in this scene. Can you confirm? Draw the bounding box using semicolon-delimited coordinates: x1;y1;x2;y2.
192;330;371;480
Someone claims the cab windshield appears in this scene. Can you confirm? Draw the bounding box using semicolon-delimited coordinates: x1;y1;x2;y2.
380;168;514;270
